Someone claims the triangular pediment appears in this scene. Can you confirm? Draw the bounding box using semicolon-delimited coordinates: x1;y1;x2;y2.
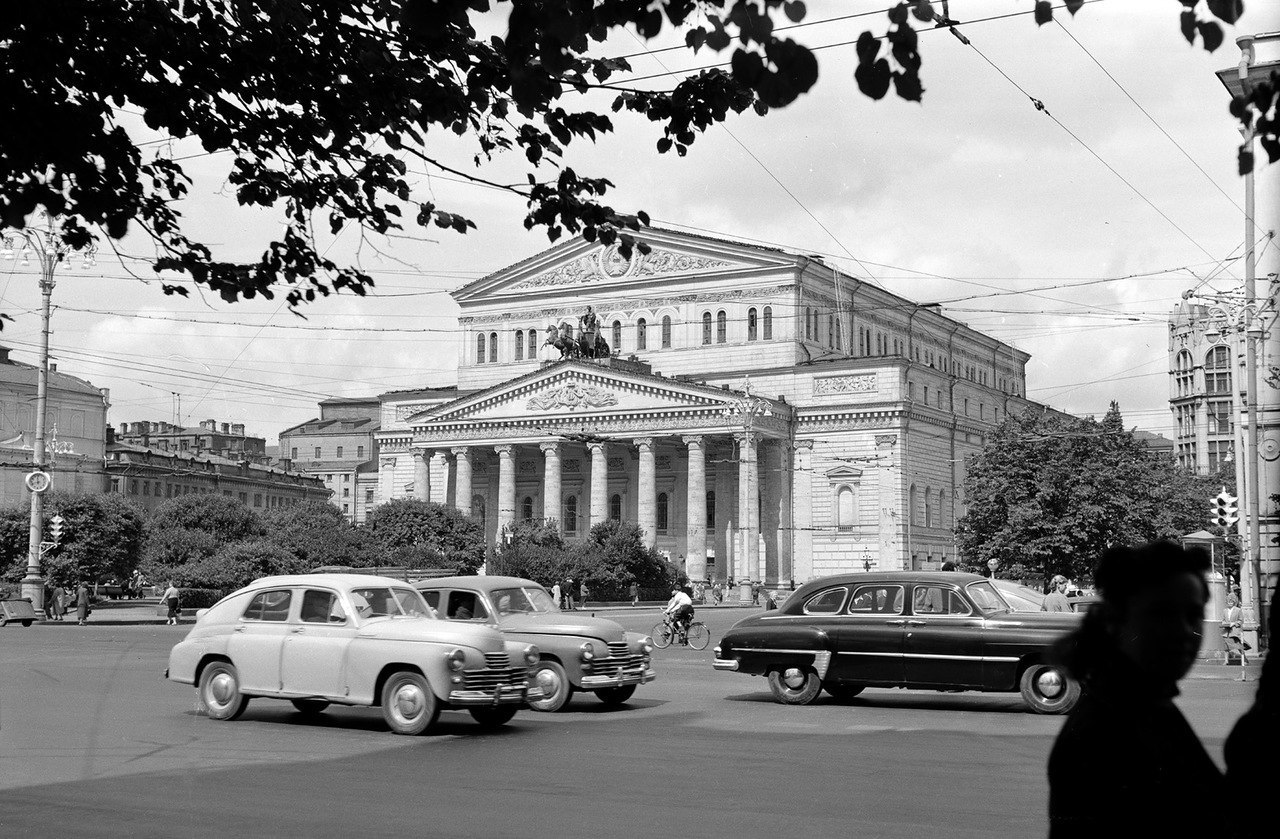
408;360;772;428
825;464;864;480
452;227;798;303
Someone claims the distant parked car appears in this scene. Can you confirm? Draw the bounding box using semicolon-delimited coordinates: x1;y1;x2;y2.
167;574;541;734
415;576;656;712
713;571;1083;714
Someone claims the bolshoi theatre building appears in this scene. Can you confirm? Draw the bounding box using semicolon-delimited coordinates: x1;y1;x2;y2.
373;227;1045;586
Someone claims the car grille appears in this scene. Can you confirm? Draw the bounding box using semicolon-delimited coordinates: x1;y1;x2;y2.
465;666;527;692
485;651;508;669
588;643;646;678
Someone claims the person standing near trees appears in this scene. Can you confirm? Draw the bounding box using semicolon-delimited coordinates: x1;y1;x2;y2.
629;581;639;607
50;583;65;621
74;581;90;626
1042;575;1072;612
550;581;562;611
162;580;181;625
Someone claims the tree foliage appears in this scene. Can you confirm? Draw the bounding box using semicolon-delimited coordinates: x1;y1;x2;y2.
956;403;1228;583
41;491;148;586
3;1;1267;312
261;500;376;568
364;498;485;574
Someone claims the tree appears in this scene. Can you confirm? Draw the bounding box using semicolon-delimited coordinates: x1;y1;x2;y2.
0;506;29;591
956;403;1226;583
492;518;574;585
262;501;376;569
5;1;1267;313
142;493;264;577
364;498;485;574
39;491;148;586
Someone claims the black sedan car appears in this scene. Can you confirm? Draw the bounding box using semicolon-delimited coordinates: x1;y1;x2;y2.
712;571;1083;714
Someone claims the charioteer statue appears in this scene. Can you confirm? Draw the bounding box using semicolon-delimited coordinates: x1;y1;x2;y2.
542;306;611;360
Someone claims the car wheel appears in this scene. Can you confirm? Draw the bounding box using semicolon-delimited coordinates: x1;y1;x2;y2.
1019;663;1081;714
594;685;637;706
823;683;866;702
767;666;822;705
199;661;249;721
381;671;440;735
469;706;518;728
290;699;330;716
529;661;573;712
20;620;32;627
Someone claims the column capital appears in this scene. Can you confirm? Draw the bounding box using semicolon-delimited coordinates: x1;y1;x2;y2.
494;444;515;457
539;441;561;455
793;439;814;451
633;436;655;451
586;441;608;454
451;446;471;458
681;434;705;448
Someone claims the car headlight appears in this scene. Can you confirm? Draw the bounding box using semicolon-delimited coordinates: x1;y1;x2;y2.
579;641;596;662
641;636;654;654
446;648;467;671
523;644;540;666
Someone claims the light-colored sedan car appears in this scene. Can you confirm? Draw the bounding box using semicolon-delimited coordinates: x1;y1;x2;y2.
167;574;541;734
416;576;656;712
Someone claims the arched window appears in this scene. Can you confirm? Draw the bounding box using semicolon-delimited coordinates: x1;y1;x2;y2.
515;330;524;361
527;330;537;360
763;306;772;339
702;311;712;345
657;492;669;534
939;491;948;527
747;308;758;341
521;496;534;521
836;486;855;531
637;318;647;350
661;316;672;348
564;495;578;534
1206;345;1231;395
609;493;622;521
716;310;727;343
488;332;498;363
706;490;716;528
805;307;812;340
612;320;622;350
476;333;486;364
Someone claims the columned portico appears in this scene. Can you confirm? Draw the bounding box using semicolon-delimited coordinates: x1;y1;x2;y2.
684;435;707;581
540;442;561;527
495;444;516;542
635;437;656;547
452;446;472;516
588;442;608;529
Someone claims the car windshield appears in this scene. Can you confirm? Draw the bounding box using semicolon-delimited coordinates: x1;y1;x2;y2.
994;581;1046;612
965;581;1013;615
491;586;557;615
349;586;433;619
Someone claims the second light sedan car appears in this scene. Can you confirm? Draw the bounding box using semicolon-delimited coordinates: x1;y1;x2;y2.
416;576;656;712
713;571;1083;714
167;574;541;734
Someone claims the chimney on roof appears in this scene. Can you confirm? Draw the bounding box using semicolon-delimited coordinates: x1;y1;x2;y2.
231;423;245;436
200;419;216;431
105;425;115;444
221;423;230;434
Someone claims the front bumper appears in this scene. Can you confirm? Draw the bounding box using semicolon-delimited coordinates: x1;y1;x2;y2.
712;658;739;671
579;666;657;689
448;683;544;707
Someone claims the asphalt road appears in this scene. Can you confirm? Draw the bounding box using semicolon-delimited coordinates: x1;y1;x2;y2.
0;606;1259;838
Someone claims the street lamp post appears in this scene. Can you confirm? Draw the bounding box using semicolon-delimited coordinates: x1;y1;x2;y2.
722;377;771;603
1;216;96;612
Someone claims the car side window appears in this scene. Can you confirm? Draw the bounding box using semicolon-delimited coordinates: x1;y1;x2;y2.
300;589;342;624
803;587;847;614
847;585;905;615
446;591;489;621
243;590;291;622
420;590;440;613
912;586;971;616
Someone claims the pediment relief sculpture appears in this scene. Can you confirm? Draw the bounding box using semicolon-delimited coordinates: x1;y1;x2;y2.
527;383;621;411
512;245;735;290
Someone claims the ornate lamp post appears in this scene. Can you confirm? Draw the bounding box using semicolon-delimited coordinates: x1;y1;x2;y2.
1;216;97;611
721;377;771;603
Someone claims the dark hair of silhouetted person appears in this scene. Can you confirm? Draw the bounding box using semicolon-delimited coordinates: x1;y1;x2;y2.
1050;541;1209;684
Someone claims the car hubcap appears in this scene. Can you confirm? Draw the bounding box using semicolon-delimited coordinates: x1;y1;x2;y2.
1036;669;1063;698
783;668;806;689
394;683;425;721
209;672;235;707
536;668;562;697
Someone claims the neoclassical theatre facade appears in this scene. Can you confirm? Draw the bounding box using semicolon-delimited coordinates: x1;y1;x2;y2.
375;228;1040;585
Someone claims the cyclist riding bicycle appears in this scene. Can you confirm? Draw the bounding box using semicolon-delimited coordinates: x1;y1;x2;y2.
664;586;694;641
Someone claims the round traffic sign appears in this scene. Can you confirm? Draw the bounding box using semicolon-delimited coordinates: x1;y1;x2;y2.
25;471;51;493
987;558;999;570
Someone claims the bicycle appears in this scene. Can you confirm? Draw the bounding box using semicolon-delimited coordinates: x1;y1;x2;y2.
652;614;710;650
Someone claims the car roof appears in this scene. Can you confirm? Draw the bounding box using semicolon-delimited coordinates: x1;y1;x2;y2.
797;571;989;591
414;575;543;591
247;573;419;590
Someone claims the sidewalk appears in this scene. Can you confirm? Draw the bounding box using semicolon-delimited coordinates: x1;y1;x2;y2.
33;598;195;627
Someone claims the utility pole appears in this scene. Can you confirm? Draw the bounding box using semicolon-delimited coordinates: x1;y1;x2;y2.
1;216;97;612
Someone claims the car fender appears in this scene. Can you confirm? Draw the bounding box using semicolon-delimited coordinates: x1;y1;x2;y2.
718;620;834;677
345;639;472;706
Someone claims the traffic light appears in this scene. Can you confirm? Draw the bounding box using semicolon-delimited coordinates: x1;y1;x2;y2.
49;514;64;544
1210;488;1239;529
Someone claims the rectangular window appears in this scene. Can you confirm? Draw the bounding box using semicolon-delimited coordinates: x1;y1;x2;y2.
314;446;321;459
343;487;350;497
357;445;364;459
291;447;298;460
337;446;344;458
253;493;263;507
1209;401;1231;435
238;492;248;503
365;489;374;503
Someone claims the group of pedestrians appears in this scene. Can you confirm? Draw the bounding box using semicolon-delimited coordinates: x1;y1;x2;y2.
549;578;588;611
41;581;92;625
1045;540;1274;838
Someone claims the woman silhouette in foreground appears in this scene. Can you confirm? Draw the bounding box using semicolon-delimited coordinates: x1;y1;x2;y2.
1047;541;1223;838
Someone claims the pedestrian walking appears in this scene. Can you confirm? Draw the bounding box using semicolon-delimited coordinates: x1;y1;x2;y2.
629;581;639;607
74;581;90;626
579;579;588;608
564;578;575;611
1046;541;1222;837
1222;593;1249;674
1225;588;1277;839
162;580;181;625
51;583;65;621
1042;575;1071;613
551;581;562;610
43;583;55;620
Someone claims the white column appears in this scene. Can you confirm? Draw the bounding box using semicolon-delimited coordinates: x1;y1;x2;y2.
759;440;781;585
588;442;608;529
452;446;472;516
636;437;656;547
429;451;449;505
413;449;431;500
737;432;759;601
792;441;813;583
495;444;516;542
684;435;707;582
540;442;561;527
778;442;794;586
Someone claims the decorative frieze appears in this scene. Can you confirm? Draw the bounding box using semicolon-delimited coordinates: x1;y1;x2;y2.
656;455;672;471
414;411;790;442
518;461;536;474
814;374;877;395
607;457;625;470
511;246;735;291
464;285;793;326
527;383;620;410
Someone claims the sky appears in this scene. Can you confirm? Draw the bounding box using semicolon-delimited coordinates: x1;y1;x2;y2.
2;0;1278;448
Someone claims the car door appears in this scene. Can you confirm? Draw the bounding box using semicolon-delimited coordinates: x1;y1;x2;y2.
903;584;985;688
444;589;490;623
227;589;293;694
829;584;906;685
280;587;354;699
